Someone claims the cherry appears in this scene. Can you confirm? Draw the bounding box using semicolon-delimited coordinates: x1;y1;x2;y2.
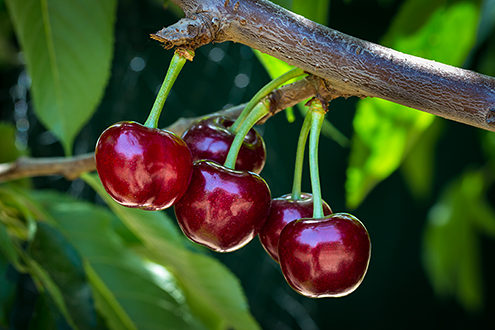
182;115;266;174
278;213;371;298
95;121;192;210
259;193;332;263
174;160;271;252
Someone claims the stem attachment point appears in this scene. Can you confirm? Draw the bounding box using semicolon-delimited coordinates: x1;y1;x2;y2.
144;48;194;128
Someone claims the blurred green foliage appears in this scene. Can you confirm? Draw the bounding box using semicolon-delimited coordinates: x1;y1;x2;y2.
423;170;495;311
346;0;480;208
0;0;494;329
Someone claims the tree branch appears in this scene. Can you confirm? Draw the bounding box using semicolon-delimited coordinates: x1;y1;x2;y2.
153;0;495;132
0;76;329;182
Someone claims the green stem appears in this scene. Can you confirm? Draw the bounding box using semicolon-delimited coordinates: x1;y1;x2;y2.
224;101;270;170
291;110;312;200
144;50;190;128
308;102;326;218
230;67;305;133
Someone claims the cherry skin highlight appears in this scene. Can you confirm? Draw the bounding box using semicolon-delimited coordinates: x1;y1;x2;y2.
259;193;332;263
174;160;271;252
182;115;266;174
278;213;371;298
95;121;193;210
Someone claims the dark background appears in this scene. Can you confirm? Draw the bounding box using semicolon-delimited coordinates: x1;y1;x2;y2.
1;0;494;329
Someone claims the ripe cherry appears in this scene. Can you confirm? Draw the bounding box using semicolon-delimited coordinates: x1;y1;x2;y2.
95;121;192;210
259;193;332;263
174;160;271;252
182;116;266;174
278;213;371;298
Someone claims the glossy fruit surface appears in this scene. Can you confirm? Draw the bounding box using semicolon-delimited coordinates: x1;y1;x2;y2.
259;193;332;263
174;160;271;252
278;213;371;298
95;121;192;210
182;115;266;174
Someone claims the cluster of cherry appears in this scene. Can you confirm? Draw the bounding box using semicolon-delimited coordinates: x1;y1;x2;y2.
94;50;370;298
95;113;370;298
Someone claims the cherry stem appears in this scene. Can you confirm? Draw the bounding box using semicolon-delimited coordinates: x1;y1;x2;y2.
230;67;305;133
144;49;193;128
308;100;326;218
224;100;270;170
291;110;312;201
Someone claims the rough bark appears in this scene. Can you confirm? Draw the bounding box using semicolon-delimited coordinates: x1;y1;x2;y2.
152;0;495;132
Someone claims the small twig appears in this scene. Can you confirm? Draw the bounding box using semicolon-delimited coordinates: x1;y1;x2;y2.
0;155;96;182
0;76;331;182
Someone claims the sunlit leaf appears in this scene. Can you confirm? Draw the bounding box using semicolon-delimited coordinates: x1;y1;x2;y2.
29;294;58;330
347;0;480;208
423;170;495;312
83;174;260;330
347;98;433;207
5;0;117;154
30;190;203;330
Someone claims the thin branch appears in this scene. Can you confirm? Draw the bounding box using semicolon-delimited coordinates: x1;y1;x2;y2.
0;76;329;182
0;155;96;182
155;0;495;132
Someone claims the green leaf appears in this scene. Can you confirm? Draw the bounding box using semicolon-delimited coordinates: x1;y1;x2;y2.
292;0;330;25
270;0;292;10
30;190;203;330
422;170;492;312
401;120;443;199
0;186;39;243
29;294;58;330
346;0;480;208
0;221;20;270
347;99;434;207
29;222;99;330
253;49;294;80
83;174;260;330
0;257;16;326
253;1;347;141
0;122;23;163
482;131;495;166
270;0;330;24
477;0;495;45
24;256;79;329
5;0;117;154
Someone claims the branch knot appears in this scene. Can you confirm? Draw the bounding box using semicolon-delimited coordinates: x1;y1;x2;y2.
151;13;218;50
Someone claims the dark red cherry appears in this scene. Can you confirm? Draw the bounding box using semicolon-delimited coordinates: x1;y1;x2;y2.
182;115;266;174
278;213;371;298
259;193;332;263
95;121;192;210
174;160;271;252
